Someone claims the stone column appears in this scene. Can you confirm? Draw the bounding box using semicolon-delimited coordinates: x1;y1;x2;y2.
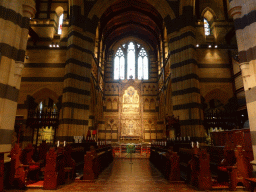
229;0;256;171
57;0;94;143
168;6;204;140
0;0;35;161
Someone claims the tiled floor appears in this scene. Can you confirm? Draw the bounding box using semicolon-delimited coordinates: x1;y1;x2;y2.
6;159;249;192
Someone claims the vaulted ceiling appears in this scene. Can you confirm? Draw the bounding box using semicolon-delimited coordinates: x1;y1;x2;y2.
100;0;163;50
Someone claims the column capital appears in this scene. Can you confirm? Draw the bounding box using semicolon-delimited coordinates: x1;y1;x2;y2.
22;0;36;19
228;6;242;19
228;0;242;19
14;61;25;77
239;62;251;80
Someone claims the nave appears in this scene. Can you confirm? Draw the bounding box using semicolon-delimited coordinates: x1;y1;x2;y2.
6;159;248;192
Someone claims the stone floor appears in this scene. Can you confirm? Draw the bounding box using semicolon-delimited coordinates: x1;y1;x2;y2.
5;159;249;192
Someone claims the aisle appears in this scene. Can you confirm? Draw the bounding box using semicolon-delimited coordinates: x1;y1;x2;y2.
6;159;248;192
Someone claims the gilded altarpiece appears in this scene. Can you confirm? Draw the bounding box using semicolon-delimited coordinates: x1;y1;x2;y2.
121;86;141;138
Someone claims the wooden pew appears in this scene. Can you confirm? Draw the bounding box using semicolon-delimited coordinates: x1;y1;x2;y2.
9;143;43;188
37;141;49;167
83;145;113;180
178;147;193;182
189;148;212;190
43;148;65;190
217;144;250;191
165;149;180;181
63;145;76;183
150;146;180;181
204;130;252;191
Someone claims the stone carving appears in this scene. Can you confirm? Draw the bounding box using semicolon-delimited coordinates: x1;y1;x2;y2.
122;86;139;113
121;120;141;136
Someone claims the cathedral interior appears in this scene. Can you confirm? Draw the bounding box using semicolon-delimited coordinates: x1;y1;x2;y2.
1;0;256;191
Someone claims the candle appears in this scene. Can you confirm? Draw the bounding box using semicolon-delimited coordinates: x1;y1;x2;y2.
197;142;199;148
191;142;194;148
57;140;60;147
64;141;66;147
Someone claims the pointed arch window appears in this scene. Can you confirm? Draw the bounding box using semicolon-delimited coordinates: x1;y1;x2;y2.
138;48;148;80
58;14;64;35
114;42;149;80
204;18;211;36
114;48;125;80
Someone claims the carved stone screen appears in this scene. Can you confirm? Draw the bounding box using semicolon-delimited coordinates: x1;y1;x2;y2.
121;86;141;137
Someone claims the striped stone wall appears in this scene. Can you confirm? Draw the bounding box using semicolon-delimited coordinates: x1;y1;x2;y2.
229;0;256;165
57;1;97;143
167;6;204;138
0;0;35;160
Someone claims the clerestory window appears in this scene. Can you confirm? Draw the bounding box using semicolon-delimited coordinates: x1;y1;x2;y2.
204;18;211;36
114;42;149;80
58;14;64;35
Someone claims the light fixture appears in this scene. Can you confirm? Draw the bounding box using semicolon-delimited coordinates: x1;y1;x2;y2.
196;44;199;47
208;45;212;48
49;42;59;48
215;45;218;48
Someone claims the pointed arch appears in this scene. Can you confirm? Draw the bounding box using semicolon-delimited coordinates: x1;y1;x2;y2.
32;88;59;104
201;7;217;21
203;88;231;105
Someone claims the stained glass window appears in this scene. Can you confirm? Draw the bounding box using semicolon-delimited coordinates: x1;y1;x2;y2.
204;18;210;36
114;42;148;80
127;42;135;79
114;48;125;80
138;48;148;80
58;14;64;35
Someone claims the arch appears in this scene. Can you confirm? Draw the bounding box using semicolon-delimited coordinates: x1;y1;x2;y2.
203;88;231;105
201;7;217;21
32;88;59;104
144;99;150;110
150;99;155;110
106;98;112;110
88;0;176;21
55;6;64;16
112;98;118;109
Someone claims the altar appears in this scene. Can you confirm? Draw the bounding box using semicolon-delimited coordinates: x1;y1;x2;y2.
112;143;151;158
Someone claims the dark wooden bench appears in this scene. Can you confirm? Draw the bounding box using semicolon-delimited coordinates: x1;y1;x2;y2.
43;147;65;190
189;148;212;190
245;178;256;192
83;145;113;180
150;146;180;181
9;143;43;188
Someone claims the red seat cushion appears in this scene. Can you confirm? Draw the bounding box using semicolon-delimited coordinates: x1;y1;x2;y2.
218;166;228;172
29;165;40;170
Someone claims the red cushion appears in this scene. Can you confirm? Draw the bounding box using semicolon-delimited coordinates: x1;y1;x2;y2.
218;166;228;172
29;165;40;170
